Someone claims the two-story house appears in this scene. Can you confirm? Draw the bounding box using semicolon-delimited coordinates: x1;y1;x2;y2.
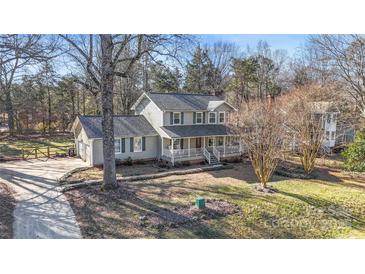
72;92;243;166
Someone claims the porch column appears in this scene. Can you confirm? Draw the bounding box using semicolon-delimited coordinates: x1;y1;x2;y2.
171;139;174;166
161;138;164;158
188;137;191;157
203;137;205;150
223;136;226;156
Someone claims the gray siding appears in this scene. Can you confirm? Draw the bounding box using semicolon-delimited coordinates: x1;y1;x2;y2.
92;136;159;166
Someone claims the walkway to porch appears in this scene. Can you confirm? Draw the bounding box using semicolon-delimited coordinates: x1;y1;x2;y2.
161;136;244;165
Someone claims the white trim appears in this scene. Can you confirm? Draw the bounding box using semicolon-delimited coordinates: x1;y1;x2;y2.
196;112;203;124
114;138;122;154
208;112;217;124
218;111;225;124
173;112;181;125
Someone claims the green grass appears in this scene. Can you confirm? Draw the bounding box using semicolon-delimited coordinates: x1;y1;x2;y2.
0;136;74;158
65;164;365;239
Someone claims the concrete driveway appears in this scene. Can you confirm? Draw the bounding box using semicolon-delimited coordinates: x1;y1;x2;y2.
0;158;88;239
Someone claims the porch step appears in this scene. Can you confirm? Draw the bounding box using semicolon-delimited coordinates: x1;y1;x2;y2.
208;155;220;165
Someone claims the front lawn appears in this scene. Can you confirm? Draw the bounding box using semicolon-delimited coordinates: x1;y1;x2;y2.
65;162;365;239
0;183;16;239
0;134;74;159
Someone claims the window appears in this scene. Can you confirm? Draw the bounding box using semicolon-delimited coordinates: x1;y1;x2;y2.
326;113;331;124
196;112;203;124
331;131;335;140
332;113;337;123
326;131;330;140
209;112;216;124
172;139;181;150
196;137;202;148
134;137;142;152
217;137;224;146
114;139;121;153
219;112;225;123
173;112;181;125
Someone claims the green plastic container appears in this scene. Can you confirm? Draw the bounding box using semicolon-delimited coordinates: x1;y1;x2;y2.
196;197;205;209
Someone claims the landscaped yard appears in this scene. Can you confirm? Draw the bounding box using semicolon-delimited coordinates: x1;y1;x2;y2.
0;134;74;160
65;161;209;182
65;161;365;239
0;182;16;239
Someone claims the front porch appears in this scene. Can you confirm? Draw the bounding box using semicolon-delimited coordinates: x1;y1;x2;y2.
161;136;243;165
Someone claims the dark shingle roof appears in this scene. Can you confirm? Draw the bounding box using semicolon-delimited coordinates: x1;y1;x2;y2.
161;125;234;138
78;115;158;139
147;92;225;111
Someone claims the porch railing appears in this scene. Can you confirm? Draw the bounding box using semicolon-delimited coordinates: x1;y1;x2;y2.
203;148;211;164
164;148;203;159
212;146;220;162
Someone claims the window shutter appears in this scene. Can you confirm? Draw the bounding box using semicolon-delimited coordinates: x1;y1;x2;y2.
193;112;196;124
203;112;206;124
170;112;173;125
142;137;146;151
122;138;125;153
130;137;134;152
181;112;184;124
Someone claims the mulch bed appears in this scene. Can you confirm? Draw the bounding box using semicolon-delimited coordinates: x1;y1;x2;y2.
139;198;242;230
0;183;16;239
275;161;316;179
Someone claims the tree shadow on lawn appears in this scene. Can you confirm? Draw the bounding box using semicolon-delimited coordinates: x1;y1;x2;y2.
278;189;365;229
66;184;231;239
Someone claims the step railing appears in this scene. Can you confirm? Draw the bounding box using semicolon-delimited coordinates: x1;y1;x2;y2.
212;146;220;162
203;148;211;164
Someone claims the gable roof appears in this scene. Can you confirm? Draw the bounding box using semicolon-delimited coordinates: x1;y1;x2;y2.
133;92;235;112
75;115;158;139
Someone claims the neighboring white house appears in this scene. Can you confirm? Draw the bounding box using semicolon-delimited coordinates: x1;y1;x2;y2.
72;92;243;166
311;101;339;148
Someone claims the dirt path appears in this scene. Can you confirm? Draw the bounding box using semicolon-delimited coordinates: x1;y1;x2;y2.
0;158;88;239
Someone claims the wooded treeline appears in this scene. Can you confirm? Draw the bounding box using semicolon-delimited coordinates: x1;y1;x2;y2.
1;34;364;135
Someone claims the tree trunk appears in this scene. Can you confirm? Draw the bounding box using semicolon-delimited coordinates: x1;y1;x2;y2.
5;89;15;134
47;87;52;134
100;34;117;190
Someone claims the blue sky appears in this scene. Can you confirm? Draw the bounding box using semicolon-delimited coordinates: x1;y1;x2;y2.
199;34;310;56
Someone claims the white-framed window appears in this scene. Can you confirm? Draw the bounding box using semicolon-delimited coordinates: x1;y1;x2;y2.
173;112;181;125
209;112;217;124
114;138;121;153
326;131;330;140
326;113;331;124
134;137;142;152
332;113;337;123
172;139;181;150
218;112;225;123
196;112;203;124
217;136;224;146
331;131;335;140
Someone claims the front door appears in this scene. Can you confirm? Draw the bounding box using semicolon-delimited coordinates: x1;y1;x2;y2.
196;137;202;148
207;137;215;152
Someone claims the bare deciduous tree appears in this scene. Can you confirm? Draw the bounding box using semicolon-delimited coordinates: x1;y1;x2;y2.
281;85;327;174
310;35;365;118
61;34;191;189
229;99;285;188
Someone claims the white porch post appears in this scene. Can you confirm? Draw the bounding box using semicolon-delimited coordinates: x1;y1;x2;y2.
188;137;191;157
203;137;205;150
171;138;174;166
223;136;226;156
161;137;164;158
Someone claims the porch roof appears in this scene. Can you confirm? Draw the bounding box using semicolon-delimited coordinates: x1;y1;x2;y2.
161;124;234;138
